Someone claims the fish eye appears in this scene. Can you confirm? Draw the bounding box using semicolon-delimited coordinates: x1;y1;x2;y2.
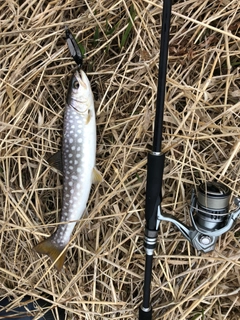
73;80;80;89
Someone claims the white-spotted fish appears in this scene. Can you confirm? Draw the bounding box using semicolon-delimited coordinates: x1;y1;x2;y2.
34;69;102;271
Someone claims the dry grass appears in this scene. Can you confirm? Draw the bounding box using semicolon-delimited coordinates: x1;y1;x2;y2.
0;0;240;319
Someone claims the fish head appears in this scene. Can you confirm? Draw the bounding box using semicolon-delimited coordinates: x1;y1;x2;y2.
67;69;93;113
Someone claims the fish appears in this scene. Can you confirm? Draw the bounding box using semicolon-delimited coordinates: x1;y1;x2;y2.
34;69;102;271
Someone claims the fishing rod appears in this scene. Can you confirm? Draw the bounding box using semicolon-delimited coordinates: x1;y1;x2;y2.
139;0;240;319
139;1;172;318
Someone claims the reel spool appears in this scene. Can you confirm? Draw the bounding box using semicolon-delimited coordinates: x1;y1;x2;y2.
194;182;231;231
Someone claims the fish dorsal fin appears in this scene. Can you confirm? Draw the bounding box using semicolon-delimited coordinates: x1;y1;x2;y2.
34;237;66;272
47;150;63;172
92;167;103;184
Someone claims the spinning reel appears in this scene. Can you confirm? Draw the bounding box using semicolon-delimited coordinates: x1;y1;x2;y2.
158;181;240;252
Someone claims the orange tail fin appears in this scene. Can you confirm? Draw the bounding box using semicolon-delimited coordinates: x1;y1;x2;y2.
34;238;66;272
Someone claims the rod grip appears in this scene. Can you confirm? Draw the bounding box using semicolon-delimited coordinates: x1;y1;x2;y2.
139;306;152;320
145;152;165;230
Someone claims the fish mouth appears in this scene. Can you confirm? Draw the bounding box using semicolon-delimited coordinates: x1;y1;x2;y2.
75;69;87;89
67;69;89;113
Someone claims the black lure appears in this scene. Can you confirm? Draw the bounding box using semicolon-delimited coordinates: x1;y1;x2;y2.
65;26;83;67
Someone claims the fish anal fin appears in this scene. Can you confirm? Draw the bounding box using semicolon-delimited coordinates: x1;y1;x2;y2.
92;167;103;184
47;150;63;172
34;238;66;272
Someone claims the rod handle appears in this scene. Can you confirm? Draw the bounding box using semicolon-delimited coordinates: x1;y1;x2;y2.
139;306;152;320
145;152;165;230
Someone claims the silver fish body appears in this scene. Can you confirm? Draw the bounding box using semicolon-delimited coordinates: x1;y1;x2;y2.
34;70;101;271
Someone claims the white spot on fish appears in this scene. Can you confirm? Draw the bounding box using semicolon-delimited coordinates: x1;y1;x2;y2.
69;166;73;170
69;181;73;186
74;160;78;165
69;138;73;143
78;138;82;143
77;167;81;173
71;146;75;150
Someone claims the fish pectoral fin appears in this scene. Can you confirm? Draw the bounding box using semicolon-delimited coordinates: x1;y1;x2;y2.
86;109;91;124
92;167;103;184
34;237;66;272
47;150;63;173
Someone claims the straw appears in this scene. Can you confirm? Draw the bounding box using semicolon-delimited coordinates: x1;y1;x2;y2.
0;0;240;319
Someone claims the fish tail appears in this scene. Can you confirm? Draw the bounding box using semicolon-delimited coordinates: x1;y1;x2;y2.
34;237;66;272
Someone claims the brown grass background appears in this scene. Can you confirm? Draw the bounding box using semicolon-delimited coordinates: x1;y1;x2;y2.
1;0;240;319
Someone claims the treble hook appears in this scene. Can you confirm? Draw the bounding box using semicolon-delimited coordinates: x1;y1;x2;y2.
65;26;83;67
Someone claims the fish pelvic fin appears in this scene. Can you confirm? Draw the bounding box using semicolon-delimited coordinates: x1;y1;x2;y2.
34;237;66;272
92;167;103;184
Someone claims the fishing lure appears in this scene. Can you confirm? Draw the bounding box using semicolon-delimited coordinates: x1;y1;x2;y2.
65;26;83;67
